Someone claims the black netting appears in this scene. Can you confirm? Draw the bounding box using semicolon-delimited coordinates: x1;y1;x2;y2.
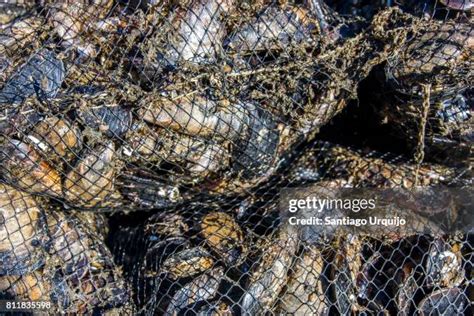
0;0;472;315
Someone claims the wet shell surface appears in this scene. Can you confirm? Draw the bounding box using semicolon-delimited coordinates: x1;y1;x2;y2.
63;142;117;207
0;184;43;275
161;247;215;280
165;267;224;315
0;139;62;196
200;212;247;266
28;117;82;162
0;49;65;105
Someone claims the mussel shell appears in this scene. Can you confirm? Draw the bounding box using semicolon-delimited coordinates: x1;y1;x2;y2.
165;0;231;65
117;170;182;208
0;3;30;25
424;238;463;287
63;142;117;207
417;287;470;315
0;139;62;196
200;212;247;266
0;49;65;105
325;0;386;20
231;106;279;180
0;272;50;301
28;116;82;161
436;94;471;124
387;22;473;81
276;245;329;315
78;105;132;139
144;237;190;275
240;224;298;314
165;267;224;315
161;247;214;280
440;0;474;11
356;250;405;313
226;6;311;51
43;211;130;314
396;266;418;316
0;184;44;275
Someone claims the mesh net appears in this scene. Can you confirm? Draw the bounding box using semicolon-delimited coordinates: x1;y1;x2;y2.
0;0;472;315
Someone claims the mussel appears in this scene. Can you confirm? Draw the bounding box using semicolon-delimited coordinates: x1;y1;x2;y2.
0;184;43;275
27;116;83;163
276;244;329;315
0;49;65;105
440;0;474;11
63;142;119;207
78;104;133;139
200;212;247;266
161;247;215;280
291;142;458;188
165;0;235;65
0;139;62;196
47;0;114;57
417;287;470;315
165;267;224;316
42;210;132;314
0;272;50;301
240;223;298;314
226;5;316;52
424;237;464;287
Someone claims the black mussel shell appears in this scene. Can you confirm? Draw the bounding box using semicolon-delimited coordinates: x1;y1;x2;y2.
0;49;65;105
231;106;279;180
417;287;470;315
78;105;132;139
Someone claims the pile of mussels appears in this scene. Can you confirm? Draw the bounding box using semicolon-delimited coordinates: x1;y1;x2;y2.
0;0;472;315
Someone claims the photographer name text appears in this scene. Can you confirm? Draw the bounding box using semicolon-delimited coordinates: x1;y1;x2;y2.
287;197;406;227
